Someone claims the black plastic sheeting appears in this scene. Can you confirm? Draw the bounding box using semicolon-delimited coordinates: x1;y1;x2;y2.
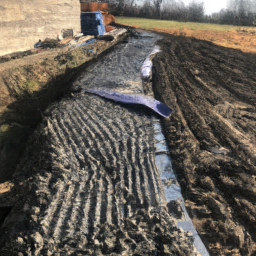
81;11;105;36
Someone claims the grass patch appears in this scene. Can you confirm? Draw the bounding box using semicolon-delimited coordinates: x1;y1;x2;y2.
116;17;255;32
0;125;10;145
0;125;10;138
23;80;40;92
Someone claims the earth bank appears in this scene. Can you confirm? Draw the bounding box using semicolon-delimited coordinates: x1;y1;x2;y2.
0;32;128;184
152;34;256;256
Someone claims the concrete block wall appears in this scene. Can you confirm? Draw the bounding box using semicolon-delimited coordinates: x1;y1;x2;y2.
0;0;81;56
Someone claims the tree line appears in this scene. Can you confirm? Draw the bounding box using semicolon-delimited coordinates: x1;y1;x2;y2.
110;0;205;22
208;0;256;26
109;0;256;26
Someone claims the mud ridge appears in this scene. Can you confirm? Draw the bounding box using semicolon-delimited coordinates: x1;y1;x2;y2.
153;34;256;256
0;94;197;256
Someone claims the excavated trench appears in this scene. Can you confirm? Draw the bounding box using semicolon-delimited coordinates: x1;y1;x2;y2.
0;31;208;256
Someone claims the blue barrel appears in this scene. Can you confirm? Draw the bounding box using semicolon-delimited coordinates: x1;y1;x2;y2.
81;11;105;36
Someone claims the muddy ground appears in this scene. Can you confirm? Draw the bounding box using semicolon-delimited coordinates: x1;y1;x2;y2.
0;31;128;184
151;27;256;54
153;34;256;256
1;28;256;256
0;32;200;256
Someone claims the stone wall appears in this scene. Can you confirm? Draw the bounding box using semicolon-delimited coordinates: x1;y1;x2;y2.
0;0;81;56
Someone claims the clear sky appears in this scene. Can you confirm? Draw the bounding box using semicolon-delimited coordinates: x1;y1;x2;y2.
183;0;229;14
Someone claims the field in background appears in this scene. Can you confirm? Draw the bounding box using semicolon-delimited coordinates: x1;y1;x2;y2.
116;17;256;53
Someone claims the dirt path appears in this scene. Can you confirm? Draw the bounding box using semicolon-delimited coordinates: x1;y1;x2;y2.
153;34;256;256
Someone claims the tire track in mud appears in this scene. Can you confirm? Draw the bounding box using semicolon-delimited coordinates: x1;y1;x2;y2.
153;34;256;256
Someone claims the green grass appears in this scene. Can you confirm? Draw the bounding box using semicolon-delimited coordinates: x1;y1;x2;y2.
23;80;40;91
116;17;254;32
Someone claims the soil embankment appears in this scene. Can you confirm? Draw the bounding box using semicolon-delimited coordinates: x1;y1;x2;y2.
0;32;201;256
0;31;128;184
2;27;256;255
153;34;256;256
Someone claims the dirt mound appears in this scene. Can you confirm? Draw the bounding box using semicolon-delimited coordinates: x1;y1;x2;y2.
0;31;128;184
153;34;256;255
0;94;196;255
0;31;199;256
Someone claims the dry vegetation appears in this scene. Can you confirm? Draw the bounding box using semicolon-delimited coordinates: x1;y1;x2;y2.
116;17;256;53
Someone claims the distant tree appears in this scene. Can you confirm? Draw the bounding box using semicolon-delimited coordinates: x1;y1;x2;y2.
153;0;163;18
188;0;204;22
161;0;187;21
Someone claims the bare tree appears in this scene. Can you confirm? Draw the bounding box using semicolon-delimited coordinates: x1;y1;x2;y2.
153;0;163;18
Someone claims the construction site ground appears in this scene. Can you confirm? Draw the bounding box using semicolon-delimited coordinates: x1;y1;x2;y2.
0;30;128;184
153;34;256;256
0;26;256;256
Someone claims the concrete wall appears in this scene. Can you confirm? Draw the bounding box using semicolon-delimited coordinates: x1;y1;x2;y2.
0;0;81;56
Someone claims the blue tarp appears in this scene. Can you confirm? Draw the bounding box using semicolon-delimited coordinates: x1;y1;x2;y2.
84;89;173;118
81;11;105;36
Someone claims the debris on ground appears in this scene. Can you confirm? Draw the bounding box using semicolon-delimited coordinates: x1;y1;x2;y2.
34;39;42;49
96;35;115;41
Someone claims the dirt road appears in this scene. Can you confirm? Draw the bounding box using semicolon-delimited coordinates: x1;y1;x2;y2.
153;34;256;256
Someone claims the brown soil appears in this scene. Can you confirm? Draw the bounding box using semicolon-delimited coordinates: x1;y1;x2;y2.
152;34;256;256
153;27;256;53
102;12;116;26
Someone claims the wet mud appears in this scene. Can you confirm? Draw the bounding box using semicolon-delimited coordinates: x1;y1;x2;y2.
153;34;256;256
0;30;128;183
0;32;201;255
